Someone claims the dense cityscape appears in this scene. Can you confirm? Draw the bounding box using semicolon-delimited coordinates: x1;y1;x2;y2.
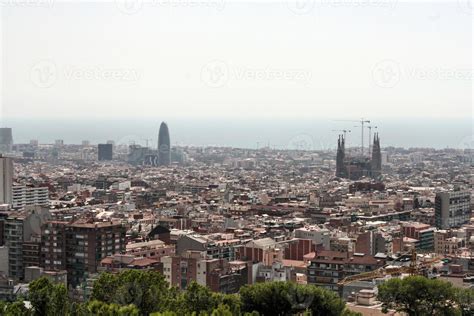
0;121;472;315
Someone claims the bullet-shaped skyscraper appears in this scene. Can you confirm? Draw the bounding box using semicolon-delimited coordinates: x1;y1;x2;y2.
158;122;171;166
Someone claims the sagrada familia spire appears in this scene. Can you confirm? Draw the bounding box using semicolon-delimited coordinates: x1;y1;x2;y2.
371;132;382;178
335;133;382;180
336;134;347;178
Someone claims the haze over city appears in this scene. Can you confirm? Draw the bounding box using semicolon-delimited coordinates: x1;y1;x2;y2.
0;1;472;316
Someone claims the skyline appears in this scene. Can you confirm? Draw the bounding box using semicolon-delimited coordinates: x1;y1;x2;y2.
0;116;472;150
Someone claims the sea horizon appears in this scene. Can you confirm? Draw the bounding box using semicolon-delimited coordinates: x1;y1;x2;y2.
0;117;472;150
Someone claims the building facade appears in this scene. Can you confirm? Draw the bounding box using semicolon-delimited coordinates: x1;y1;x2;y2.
435;190;471;229
12;185;49;209
0;156;13;205
98;144;113;161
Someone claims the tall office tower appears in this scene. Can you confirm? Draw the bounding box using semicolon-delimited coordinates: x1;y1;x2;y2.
158;122;171;166
335;135;346;178
435;190;471;229
0;128;13;153
81;140;90;146
98;143;113;161
371;133;382;179
0;155;13;205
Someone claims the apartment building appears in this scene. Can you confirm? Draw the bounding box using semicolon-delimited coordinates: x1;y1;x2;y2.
4;207;50;280
40;219;126;287
11;185;49;209
402;222;435;250
434;230;466;255
162;250;248;293
66;220;126;286
11;185;48;210
435;190;471;229
307;250;385;292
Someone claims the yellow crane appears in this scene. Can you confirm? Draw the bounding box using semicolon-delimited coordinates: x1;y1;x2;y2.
338;250;441;287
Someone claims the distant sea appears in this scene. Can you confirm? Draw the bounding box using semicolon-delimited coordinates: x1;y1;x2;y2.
0;117;472;150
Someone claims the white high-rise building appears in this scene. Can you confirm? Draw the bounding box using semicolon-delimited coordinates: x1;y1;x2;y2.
0;155;13;205
11;185;49;209
435;190;471;229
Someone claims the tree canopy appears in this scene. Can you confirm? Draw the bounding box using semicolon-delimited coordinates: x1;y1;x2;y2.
4;271;471;316
377;275;473;316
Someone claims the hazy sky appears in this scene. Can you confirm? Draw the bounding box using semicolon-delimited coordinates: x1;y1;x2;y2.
0;0;472;120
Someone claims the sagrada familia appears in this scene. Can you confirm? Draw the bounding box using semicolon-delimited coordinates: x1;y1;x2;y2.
336;133;382;180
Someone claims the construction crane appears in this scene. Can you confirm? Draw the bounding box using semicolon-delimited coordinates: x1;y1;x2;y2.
334;118;370;156
337;249;442;288
142;138;152;148
332;129;351;140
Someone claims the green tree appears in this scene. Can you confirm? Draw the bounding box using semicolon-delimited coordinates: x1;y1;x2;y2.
3;301;31;316
28;277;53;316
91;270;169;315
240;281;346;316
86;300;139;316
49;283;69;315
28;277;69;316
178;281;220;315
377;275;460;316
455;287;474;316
